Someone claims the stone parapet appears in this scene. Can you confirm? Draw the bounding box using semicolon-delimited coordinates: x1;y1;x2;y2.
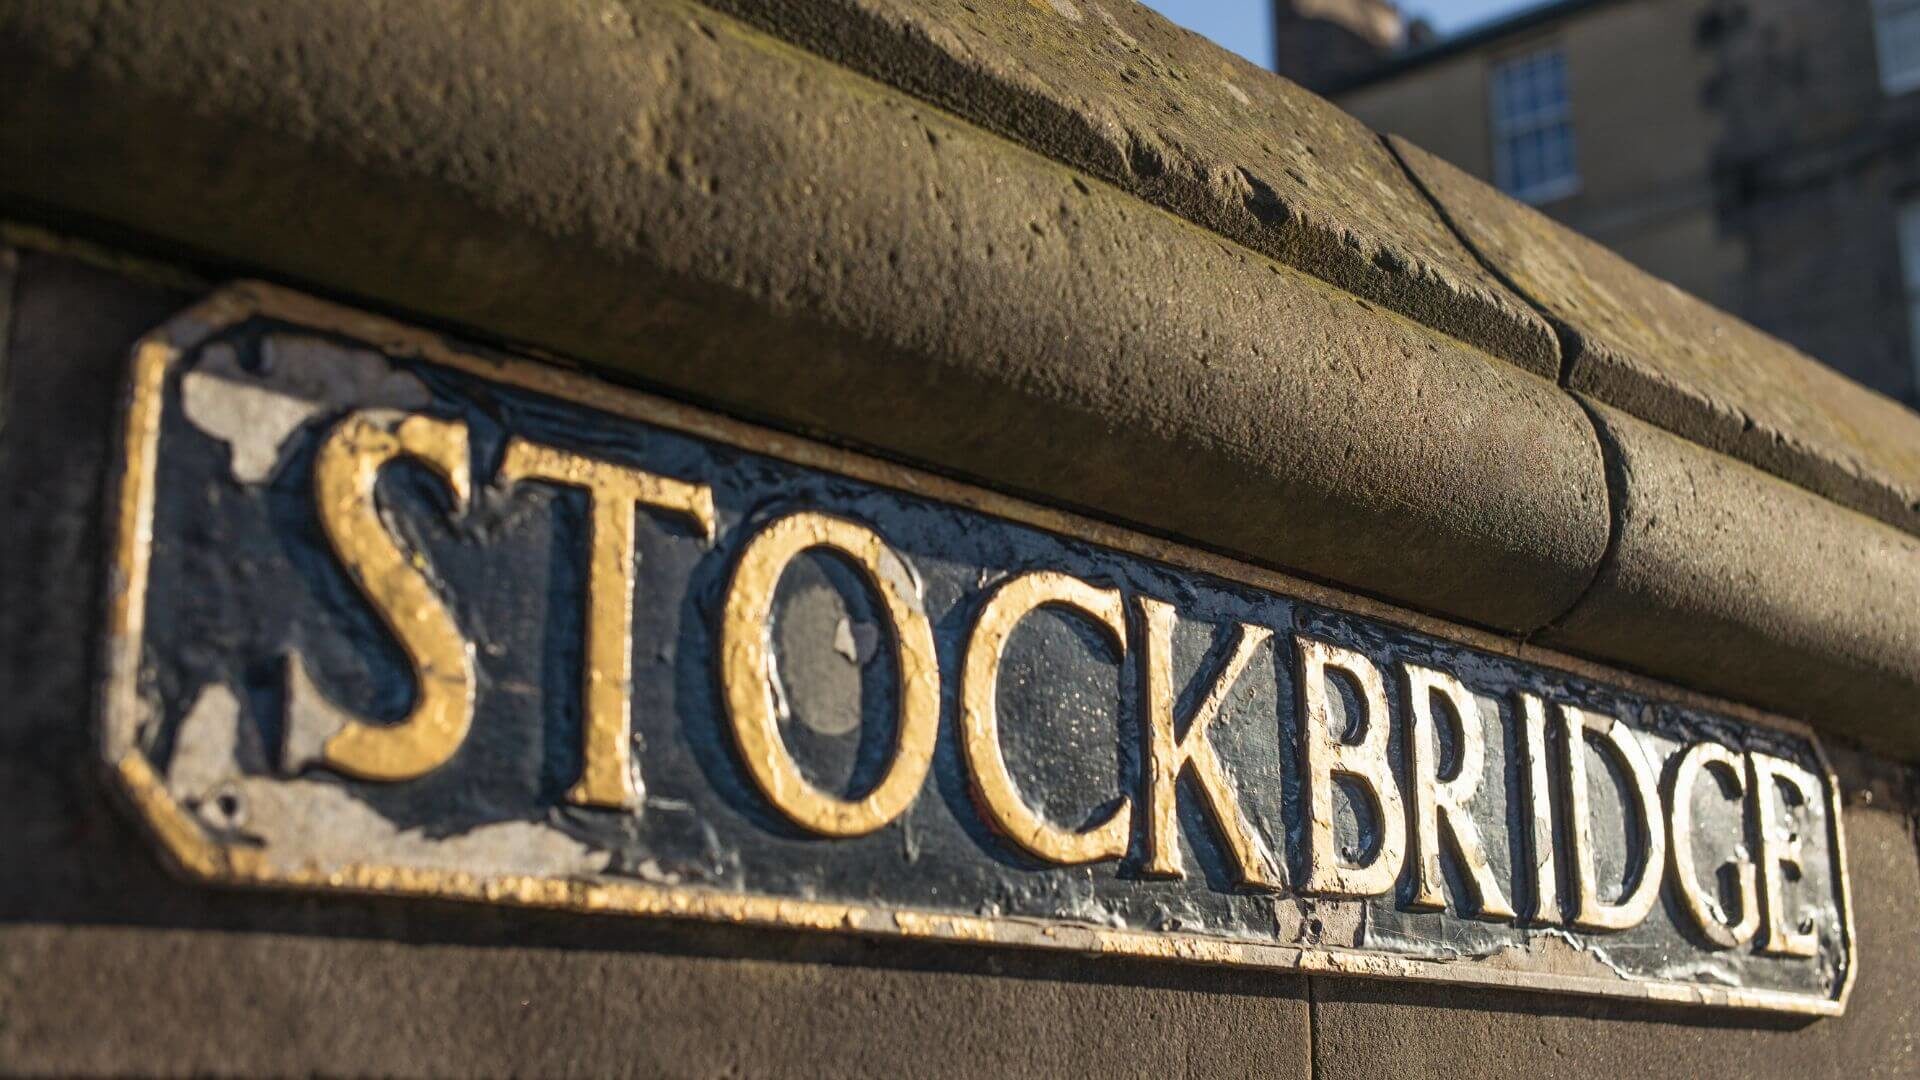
2;244;1913;1080
5;1;1920;1073
0;0;1606;635
1395;136;1920;542
1543;402;1920;757
2;0;1918;751
697;0;1561;374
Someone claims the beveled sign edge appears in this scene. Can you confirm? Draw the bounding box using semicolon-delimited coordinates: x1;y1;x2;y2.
96;283;1857;1017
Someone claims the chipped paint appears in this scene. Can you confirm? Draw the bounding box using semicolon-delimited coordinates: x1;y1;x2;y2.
238;779;615;880
180;335;429;484
165;684;265;802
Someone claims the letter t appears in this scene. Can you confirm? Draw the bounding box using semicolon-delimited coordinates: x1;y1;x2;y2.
497;438;715;809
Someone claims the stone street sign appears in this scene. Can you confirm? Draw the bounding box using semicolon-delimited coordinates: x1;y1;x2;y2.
101;286;1854;1015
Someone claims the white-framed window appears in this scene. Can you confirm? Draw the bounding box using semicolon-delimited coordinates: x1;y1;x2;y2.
1489;47;1579;204
1874;0;1920;95
1898;199;1920;388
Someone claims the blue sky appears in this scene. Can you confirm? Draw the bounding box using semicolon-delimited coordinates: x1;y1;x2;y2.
1143;0;1541;67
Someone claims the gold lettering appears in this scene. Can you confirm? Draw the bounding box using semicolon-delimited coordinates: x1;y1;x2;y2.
1402;664;1514;920
1137;597;1281;888
1296;637;1406;898
961;572;1131;864
1667;741;1761;949
295;410;475;782
1751;752;1822;957
1517;692;1560;924
719;511;938;836
1560;706;1666;931
498;439;715;810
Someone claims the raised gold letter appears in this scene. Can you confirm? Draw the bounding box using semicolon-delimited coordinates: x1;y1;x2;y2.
498;439;715;810
720;511;938;837
962;572;1130;864
1517;692;1560;924
1667;741;1760;948
294;410;474;782
1751;752;1822;957
1403;663;1515;920
1296;637;1406;898
1561;706;1666;931
1138;597;1281;888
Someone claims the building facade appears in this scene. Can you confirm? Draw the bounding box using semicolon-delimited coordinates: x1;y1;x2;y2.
1288;0;1920;407
1271;0;1420;91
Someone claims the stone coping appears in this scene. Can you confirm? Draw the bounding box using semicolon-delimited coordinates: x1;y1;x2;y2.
1;0;1916;751
1394;137;1920;542
1543;402;1920;757
696;0;1561;377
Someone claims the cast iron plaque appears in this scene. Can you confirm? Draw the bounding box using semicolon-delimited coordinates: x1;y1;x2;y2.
102;286;1854;1014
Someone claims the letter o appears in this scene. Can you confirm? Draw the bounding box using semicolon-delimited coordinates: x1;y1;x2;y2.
720;511;939;837
960;571;1132;865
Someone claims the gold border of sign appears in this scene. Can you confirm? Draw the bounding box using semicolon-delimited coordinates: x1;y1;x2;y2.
98;283;1856;1016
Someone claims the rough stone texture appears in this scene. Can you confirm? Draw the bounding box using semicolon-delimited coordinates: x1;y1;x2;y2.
0;249;1316;1080
1543;402;1920;757
695;0;1560;375
0;0;1609;634
0;924;1314;1078
1;192;1916;1080
2;3;1919;1075
1393;135;1920;541
1311;744;1920;1080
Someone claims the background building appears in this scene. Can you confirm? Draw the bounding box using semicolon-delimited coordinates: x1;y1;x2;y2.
1271;0;1428;90
1276;0;1920;407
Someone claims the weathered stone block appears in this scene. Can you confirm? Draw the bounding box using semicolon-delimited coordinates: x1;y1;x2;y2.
0;0;1612;633
696;0;1561;374
1392;134;1920;543
1544;401;1920;757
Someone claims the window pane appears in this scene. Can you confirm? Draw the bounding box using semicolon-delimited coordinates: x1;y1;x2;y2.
1492;66;1524;129
1904;208;1920;287
1522;130;1545;182
1490;47;1577;201
1900;201;1920;290
1877;7;1920;93
1492;48;1569;124
1901;200;1920;389
1544;125;1574;177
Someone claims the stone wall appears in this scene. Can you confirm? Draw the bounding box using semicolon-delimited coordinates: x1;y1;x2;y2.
3;1;1920;1075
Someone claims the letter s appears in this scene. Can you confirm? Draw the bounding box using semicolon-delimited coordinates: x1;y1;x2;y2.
286;409;475;782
